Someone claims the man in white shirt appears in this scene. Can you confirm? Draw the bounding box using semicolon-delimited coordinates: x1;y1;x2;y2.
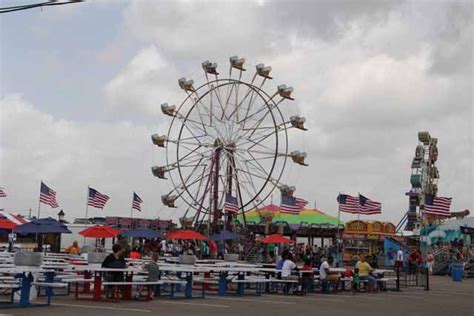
319;256;340;284
281;253;298;279
396;248;404;269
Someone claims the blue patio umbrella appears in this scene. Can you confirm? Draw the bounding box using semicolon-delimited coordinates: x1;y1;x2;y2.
209;230;240;241
121;228;162;239
14;217;72;234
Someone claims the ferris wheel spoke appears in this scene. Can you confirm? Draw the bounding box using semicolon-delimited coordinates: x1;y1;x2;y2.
236;138;277;156
236;128;276;148
222;81;238;121
190;90;230;140
227;80;258;123
179;162;209;198
171;145;204;169
176;142;208;157
234;151;273;180
178;119;211;145
234;164;269;208
230;157;262;206
239;99;284;139
179;115;214;132
187;162;212;209
184;92;214;134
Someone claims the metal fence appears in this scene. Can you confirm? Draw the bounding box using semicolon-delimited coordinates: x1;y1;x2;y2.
397;267;429;291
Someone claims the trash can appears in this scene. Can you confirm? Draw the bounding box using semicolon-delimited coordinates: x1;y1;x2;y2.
451;263;463;282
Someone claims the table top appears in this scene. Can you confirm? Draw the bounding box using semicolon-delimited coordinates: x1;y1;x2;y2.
373;269;394;274
0;266;49;273
66;266;142;273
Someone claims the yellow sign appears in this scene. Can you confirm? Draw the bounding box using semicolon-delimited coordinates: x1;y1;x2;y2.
346;220;368;232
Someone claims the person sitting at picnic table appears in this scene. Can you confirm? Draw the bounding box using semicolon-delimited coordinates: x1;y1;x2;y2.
355;255;377;292
319;256;340;292
276;250;289;270
102;243;127;298
136;252;160;299
66;241;81;255
301;258;314;292
281;253;298;279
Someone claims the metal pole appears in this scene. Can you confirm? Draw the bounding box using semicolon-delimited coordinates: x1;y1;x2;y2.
37;181;42;218
130;193;134;225
36;199;41;251
212;148;221;233
336;194;341;267
357;193;360;256
85;186;90;220
84;186;89;246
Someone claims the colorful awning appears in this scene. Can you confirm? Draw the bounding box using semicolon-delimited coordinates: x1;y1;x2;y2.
237;204;342;226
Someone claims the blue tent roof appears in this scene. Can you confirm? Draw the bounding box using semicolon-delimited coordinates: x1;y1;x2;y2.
121;228;162;239
209;230;240;241
14;217;71;234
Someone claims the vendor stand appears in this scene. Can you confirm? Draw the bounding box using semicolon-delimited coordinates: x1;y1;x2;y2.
342;220;398;265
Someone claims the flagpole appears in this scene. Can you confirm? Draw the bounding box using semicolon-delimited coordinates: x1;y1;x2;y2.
37;181;42;218
85;186;90;220
84;186;90;246
36;181;41;251
357;193;360;256
130;192;134;228
336;193;341;267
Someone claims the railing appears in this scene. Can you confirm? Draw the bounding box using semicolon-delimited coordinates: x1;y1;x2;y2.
397;266;429;291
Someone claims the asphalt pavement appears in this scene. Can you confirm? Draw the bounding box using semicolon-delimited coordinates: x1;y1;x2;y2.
3;276;473;316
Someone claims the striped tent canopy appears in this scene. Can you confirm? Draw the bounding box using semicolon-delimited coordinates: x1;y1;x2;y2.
0;211;29;225
236;204;342;226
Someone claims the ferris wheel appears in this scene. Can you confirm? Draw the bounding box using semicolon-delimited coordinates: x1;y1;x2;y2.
151;57;308;231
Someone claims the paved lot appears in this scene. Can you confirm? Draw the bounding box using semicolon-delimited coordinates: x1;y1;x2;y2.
3;276;473;316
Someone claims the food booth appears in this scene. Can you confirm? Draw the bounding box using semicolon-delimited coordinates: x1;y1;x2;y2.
342;220;397;264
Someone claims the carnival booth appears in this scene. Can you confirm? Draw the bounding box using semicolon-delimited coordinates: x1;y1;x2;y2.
342;220;398;265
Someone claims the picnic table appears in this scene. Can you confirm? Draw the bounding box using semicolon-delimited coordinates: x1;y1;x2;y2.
0;267;63;308
64;266;142;301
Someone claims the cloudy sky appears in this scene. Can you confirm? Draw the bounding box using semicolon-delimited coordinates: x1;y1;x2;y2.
0;0;472;225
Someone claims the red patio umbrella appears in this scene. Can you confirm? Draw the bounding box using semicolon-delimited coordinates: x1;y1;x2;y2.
79;225;122;238
0;219;16;230
259;234;293;244
164;229;207;240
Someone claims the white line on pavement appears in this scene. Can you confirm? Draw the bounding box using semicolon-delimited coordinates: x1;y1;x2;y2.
211;296;297;305
337;295;386;301
159;301;230;308
52;303;152;313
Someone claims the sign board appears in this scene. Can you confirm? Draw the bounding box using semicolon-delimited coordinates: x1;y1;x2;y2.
346;220;368;233
372;221;383;233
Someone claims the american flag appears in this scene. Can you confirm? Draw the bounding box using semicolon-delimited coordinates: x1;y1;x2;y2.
39;181;59;208
0;188;6;198
337;194;359;213
359;194;382;215
280;193;308;214
88;187;110;209
132;192;143;212
224;194;239;214
425;195;452;217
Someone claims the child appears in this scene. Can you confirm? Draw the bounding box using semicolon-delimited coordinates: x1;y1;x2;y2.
137;253;160;299
301;258;314;293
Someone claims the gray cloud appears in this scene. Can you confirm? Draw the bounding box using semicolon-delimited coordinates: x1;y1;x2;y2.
1;0;472;225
